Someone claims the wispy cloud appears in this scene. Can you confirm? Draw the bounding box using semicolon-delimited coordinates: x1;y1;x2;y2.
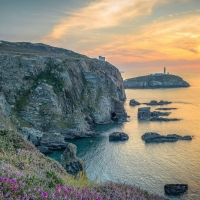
42;0;168;41
83;14;200;63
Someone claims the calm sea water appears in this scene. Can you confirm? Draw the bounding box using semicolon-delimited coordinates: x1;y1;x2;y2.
48;70;200;200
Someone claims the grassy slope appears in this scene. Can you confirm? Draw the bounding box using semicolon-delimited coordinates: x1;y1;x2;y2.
0;130;168;200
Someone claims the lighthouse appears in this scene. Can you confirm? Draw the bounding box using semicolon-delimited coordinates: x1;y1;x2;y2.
164;67;166;74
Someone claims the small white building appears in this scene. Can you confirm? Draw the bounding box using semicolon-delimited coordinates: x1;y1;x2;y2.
150;67;167;76
99;56;105;61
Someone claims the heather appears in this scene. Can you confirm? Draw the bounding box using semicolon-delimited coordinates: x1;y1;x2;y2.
0;130;168;199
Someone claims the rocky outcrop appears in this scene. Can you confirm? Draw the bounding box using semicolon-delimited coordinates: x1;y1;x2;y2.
61;143;85;175
142;132;192;143
143;100;172;106
138;107;151;120
20;127;69;153
137;107;180;121
164;184;188;196
124;74;189;89
0;41;126;141
129;99;140;106
109;132;129;141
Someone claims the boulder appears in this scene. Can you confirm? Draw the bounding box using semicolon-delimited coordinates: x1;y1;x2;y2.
129;99;140;106
40;132;68;150
164;184;188;195
61;143;85;175
138;107;151;120
109;132;129;141
142;132;192;143
20;127;43;146
37;146;53;154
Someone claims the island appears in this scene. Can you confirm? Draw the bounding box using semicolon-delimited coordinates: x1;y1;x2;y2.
124;68;189;89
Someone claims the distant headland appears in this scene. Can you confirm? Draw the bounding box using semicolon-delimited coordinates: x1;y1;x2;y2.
124;67;190;89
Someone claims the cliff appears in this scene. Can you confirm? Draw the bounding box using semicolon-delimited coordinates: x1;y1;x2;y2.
0;41;126;146
124;74;189;89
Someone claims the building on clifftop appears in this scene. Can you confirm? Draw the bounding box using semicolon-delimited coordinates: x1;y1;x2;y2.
99;56;105;61
150;67;167;76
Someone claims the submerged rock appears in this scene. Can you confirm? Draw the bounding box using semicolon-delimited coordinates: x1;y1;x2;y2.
61;143;85;175
129;99;140;106
156;108;177;111
149;117;181;122
164;184;188;195
144;100;172;106
109;132;129;141
142;132;192;143
138;107;151;120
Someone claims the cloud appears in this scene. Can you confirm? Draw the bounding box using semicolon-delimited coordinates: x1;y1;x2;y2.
82;14;200;64
41;0;168;42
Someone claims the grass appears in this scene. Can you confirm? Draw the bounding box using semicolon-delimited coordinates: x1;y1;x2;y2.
0;130;168;199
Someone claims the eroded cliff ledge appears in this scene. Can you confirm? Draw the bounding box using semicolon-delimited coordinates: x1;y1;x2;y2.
0;41;126;142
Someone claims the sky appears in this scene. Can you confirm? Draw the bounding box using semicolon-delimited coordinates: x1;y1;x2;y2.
0;0;200;72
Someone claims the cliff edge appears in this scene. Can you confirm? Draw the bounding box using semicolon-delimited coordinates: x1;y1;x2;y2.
0;41;126;143
124;74;189;89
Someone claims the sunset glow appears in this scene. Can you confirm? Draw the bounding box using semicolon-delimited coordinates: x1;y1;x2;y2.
1;0;199;71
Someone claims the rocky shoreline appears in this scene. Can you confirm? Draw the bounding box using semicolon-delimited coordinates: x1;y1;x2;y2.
0;41;127;148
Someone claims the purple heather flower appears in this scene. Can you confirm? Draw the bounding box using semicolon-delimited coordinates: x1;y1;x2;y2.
89;191;93;195
3;177;9;182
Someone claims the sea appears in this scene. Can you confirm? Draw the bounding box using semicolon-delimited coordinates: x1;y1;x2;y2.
47;70;200;200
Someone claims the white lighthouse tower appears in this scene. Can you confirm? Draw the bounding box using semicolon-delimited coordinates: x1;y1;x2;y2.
164;67;166;74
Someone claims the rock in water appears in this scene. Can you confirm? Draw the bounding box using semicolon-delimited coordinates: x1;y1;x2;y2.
109;132;129;141
164;184;188;195
138;107;151;120
129;99;140;106
61;143;85;175
124;74;189;89
144;100;172;106
142;132;192;143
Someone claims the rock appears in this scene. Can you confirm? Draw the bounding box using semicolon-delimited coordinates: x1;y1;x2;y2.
149;117;181;122
144;100;172;106
159;100;172;105
151;111;171;117
142;132;192;143
109;132;129;141
138;107;151;120
0;41;127;139
20;127;43;146
156;108;177;110
37;146;53;154
61;143;85;175
124;74;190;89
40;132;68;150
129;99;140;106
164;184;188;195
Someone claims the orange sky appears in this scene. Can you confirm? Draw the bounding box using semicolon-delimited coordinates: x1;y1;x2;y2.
1;0;200;71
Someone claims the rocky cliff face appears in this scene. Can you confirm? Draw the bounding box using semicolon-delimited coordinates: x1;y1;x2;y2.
124;74;189;89
0;41;126;145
